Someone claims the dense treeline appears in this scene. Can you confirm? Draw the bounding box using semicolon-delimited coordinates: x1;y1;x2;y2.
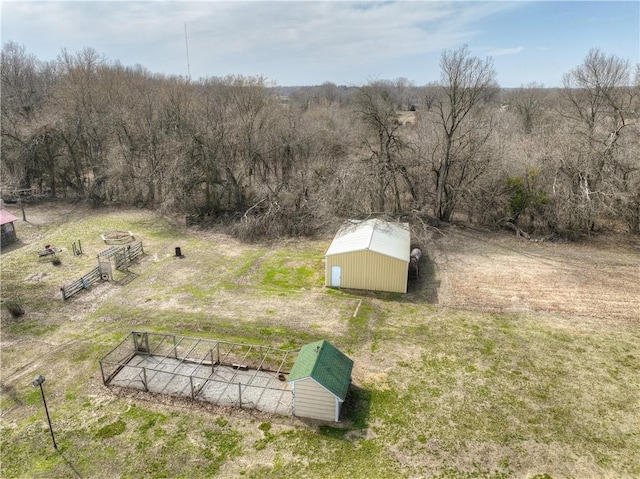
2;42;639;239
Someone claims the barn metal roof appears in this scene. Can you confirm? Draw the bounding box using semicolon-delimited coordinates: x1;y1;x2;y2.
324;218;410;262
287;340;353;400
0;209;18;226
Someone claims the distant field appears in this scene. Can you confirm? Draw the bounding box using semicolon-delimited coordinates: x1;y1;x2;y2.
1;202;639;479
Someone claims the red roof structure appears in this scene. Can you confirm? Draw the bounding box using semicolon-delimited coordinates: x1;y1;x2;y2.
0;209;18;226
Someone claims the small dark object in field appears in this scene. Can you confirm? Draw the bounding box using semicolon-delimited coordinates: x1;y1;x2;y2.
38;246;57;257
5;301;25;317
52;257;62;266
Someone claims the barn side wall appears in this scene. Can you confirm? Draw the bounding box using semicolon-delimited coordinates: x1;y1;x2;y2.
325;250;408;293
292;378;337;421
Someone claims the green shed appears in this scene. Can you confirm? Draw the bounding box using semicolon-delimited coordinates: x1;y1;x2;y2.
287;340;353;422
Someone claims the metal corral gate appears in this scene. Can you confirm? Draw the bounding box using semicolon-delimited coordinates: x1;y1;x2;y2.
100;332;298;416
98;242;144;281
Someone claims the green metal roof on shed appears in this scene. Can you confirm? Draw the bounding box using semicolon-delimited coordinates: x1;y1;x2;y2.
288;340;353;400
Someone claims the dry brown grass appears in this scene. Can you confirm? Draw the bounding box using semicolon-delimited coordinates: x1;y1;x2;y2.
1;202;639;479
429;225;639;326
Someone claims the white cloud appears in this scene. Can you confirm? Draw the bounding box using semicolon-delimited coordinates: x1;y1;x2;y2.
486;46;525;56
1;1;526;84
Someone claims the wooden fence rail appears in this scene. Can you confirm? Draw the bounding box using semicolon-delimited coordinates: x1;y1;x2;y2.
126;242;144;263
61;241;144;300
61;267;102;300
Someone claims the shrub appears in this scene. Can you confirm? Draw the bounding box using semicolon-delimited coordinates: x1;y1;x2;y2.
230;207;321;242
4;301;25;317
505;169;548;230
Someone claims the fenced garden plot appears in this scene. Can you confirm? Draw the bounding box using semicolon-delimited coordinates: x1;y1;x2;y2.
100;332;298;415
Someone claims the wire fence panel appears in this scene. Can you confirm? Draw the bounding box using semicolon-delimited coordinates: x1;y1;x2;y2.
100;331;297;416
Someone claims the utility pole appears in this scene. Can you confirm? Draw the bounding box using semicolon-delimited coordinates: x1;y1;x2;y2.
184;23;191;82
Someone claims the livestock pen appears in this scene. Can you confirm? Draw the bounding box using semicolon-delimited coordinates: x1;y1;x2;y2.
100;332;298;416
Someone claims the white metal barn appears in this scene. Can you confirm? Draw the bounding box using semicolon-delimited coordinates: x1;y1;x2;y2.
324;218;410;293
287;340;353;422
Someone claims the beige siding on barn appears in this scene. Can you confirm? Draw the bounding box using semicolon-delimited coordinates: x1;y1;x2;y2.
325;250;408;293
292;378;337;421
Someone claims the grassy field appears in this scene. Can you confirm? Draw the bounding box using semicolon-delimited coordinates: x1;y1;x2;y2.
1;203;639;479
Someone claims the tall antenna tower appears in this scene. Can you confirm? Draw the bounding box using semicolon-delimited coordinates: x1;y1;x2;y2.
184;23;191;82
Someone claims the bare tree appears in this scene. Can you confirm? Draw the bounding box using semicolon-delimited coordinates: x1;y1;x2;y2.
557;48;635;232
392;77;416;110
431;45;498;221
508;82;548;134
353;82;416;212
48;48;112;201
1;42;53;190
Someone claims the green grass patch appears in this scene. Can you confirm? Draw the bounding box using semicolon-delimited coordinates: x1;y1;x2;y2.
94;419;126;439
258;250;324;292
3;319;60;337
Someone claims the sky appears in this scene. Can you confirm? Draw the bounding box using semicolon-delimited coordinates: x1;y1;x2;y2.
1;1;639;88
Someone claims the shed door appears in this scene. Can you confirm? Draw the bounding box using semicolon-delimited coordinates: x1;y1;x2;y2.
330;266;341;287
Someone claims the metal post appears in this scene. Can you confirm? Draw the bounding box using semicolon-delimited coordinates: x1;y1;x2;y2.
238;382;242;408
39;384;57;450
142;367;148;391
32;375;56;450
